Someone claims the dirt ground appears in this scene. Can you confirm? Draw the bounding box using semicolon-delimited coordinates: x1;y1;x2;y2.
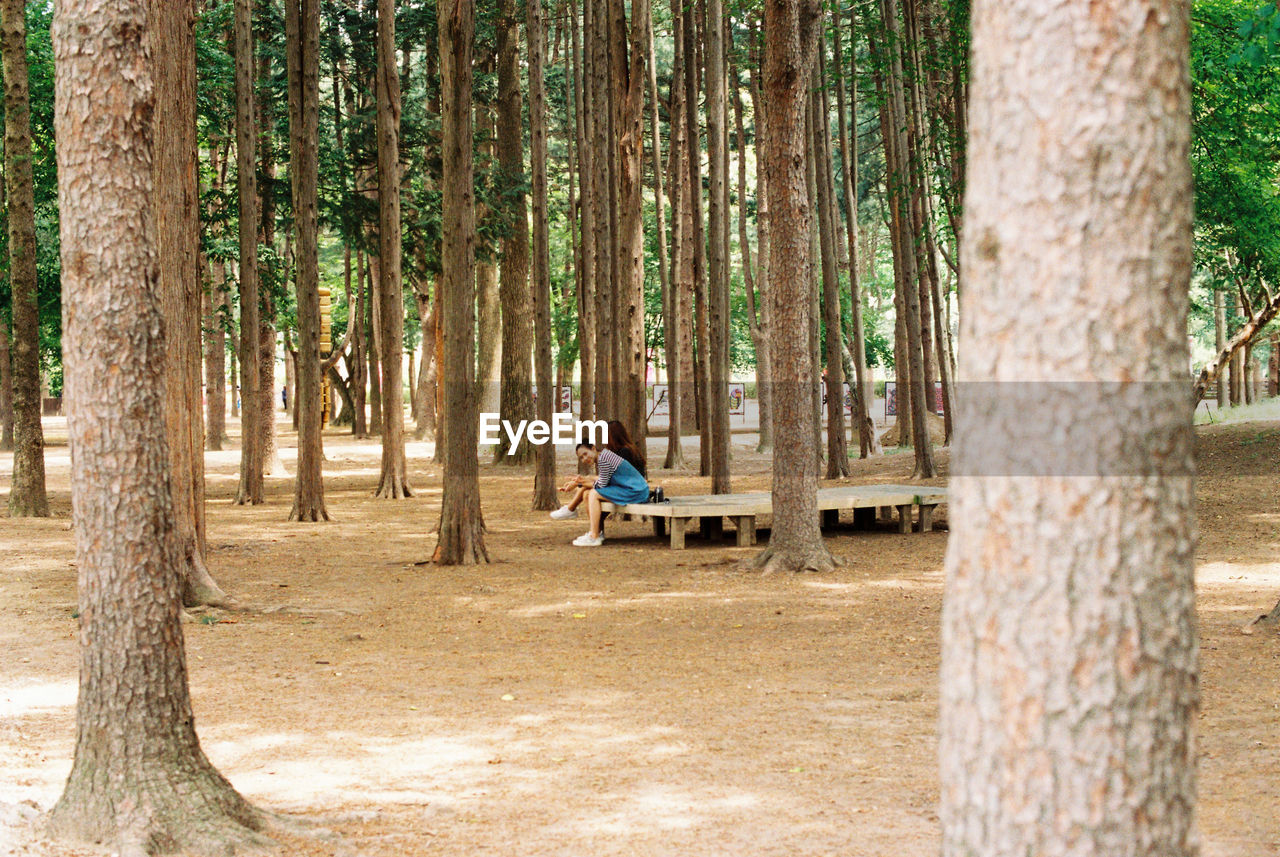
1;416;1278;856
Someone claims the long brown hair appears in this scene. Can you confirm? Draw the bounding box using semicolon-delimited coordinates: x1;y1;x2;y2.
605;419;647;476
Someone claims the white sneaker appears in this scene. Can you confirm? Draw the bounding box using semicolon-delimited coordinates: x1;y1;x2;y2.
572;533;604;547
550;505;578;520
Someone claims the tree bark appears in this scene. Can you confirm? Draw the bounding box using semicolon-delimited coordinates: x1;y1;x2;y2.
663;0;688;469
832;11;878;458
684;0;710;474
588;0;615;420
569;0;596;422
258;54;285;478
48;0;269;848
232;0;262;505
374;0;410;497
746;40;775;454
705;0;731;494
754;0;834;574
495;0;535;463
614;0;650;439
2;0;48;516
150;0;235;608
941;0;1198;853
529;0;557;509
285;0;327;521
812;56;848;479
435;0;488;564
880;0;935;478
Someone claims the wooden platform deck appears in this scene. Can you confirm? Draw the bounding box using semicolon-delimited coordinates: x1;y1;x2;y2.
601;484;947;550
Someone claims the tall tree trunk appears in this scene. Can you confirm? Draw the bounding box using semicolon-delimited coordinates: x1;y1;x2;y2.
683;0;710;474
661;0;685;469
48;0;269;848
754;0;834;574
1228;292;1242;405
705;0;731;494
614;0;650;439
495;0;535;463
233;0;263;505
367;249;384;432
569;0;596;422
746;42;775;454
375;0;410;497
941;0;1197;854
258;55;285;478
285;0;328;521
435;0;488;564
670;0;696;446
880;0;935;477
151;0;234;607
832;11;878;457
812;56;848;478
2;0;48;517
529;0;557;509
589;0;615;420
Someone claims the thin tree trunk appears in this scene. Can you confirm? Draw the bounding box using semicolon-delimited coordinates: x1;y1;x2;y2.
754;0;835;574
232;0;262;505
1213;289;1226;406
435;0;488;564
48;0;269;847
746;40;774;454
496;0;535;463
529;0;558;509
375;0;410;497
812;55;848;478
614;0;650;438
832;11;878;457
285;0;328;521
705;0;731;494
663;0;688;468
367;248;384;432
684;0;710;474
258;53;285;478
2;0;48;516
942;0;1197;852
570;0;596;422
151;0;234;607
589;0;615;420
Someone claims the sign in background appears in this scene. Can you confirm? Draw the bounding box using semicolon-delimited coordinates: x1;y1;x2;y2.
885;381;944;418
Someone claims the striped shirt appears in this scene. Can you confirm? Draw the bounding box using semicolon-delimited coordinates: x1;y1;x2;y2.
594;449;623;489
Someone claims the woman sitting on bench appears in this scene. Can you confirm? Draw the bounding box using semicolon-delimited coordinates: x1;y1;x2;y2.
551;441;650;546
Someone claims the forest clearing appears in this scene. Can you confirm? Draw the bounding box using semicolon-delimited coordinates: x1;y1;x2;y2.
2;0;1280;852
2;417;1279;856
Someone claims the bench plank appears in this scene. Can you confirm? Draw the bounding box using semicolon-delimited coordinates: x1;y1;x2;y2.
598;484;947;548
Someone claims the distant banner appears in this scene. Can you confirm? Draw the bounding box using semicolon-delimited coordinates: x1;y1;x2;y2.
729;383;746;415
885;381;944;418
532;385;575;414
823;379;855;415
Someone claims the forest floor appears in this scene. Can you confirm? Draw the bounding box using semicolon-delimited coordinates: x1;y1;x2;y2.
2;415;1278;856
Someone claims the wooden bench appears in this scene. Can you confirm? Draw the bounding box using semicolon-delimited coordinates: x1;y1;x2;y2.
601;484;947;550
